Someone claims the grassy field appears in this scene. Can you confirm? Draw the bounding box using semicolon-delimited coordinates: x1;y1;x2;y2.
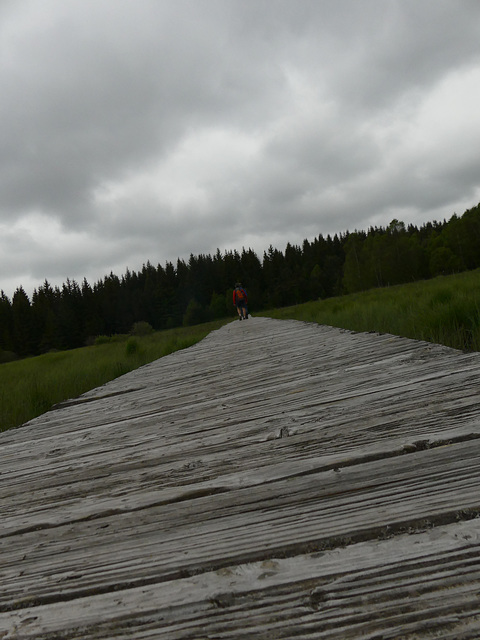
0;319;230;432
261;269;480;352
2;269;480;432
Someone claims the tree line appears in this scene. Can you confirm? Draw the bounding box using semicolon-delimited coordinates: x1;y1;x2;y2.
1;202;479;359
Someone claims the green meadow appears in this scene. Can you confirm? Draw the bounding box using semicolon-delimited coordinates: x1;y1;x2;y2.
2;269;480;432
0;319;230;432
261;269;480;352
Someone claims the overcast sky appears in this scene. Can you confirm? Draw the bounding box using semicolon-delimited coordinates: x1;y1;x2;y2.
1;0;480;299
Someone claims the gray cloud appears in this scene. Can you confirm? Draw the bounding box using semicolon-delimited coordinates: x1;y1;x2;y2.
1;0;480;297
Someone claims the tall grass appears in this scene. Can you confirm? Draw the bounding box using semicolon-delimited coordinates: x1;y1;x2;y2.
0;319;230;432
261;269;480;352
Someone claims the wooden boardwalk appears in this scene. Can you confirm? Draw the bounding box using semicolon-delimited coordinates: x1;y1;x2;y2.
1;316;480;639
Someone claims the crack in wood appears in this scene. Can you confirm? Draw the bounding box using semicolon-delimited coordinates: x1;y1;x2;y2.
260;432;480;484
51;387;146;410
0;487;231;540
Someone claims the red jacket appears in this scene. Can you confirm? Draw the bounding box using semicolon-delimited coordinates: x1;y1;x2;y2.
233;287;247;305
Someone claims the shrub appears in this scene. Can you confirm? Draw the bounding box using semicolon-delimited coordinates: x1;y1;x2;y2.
209;292;227;319
110;334;129;343
183;299;208;326
0;350;18;364
125;337;140;356
130;321;154;336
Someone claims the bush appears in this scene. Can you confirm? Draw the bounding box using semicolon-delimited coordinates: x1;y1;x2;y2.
110;334;129;343
0;350;18;364
130;321;154;336
209;292;227;319
183;299;208;326
94;335;111;345
125;337;140;356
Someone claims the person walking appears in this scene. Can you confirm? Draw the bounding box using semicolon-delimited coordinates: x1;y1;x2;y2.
233;283;248;320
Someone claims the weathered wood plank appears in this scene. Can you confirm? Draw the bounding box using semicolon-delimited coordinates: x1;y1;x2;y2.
2;438;480;607
1;317;480;638
2;519;480;638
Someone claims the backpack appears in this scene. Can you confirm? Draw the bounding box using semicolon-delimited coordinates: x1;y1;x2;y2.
236;288;246;302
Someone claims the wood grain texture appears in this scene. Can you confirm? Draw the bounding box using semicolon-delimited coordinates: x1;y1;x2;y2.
1;317;480;639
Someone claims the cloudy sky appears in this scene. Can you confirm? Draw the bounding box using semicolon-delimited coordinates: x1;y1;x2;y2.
1;0;480;299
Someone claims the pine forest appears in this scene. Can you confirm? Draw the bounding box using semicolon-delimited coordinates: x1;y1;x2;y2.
1;202;480;360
